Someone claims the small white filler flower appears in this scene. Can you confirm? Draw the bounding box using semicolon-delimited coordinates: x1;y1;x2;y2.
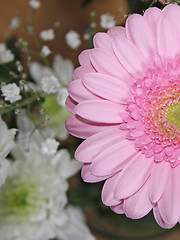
41;75;60;94
41;138;59;156
9;16;21;30
100;13;116;29
40;45;51;57
1;83;21;103
29;0;41;10
65;30;81;49
40;29;55;41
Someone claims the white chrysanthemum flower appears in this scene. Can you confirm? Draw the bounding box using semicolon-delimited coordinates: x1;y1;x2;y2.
29;55;74;140
1;83;21;103
41;138;59;156
56;88;69;106
0;153;68;240
0;49;14;64
40;29;55;41
100;13;116;29
29;54;74;87
56;206;96;240
0;119;91;240
9;17;21;30
41;75;60;94
0;117;16;187
40;45;51;57
65;30;81;49
29;0;41;10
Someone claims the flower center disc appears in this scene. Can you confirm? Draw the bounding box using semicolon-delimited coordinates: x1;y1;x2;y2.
166;102;180;128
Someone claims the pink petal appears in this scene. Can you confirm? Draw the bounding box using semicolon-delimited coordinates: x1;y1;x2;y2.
73;66;96;80
81;163;108;183
82;73;130;104
126;14;156;63
154;151;165;162
93;32;112;50
157;6;180;61
149;161;171;203
123;178;153;219
144;7;161;34
107;26;126;38
66;115;116;139
158;165;180;224
75;127;125;163
111;202;124;214
74;100;124;123
90;140;137;176
90;48;133;82
78;49;92;66
112;35;148;78
153;205;176;229
114;153;154;199
68;79;100;103
65;96;77;114
102;174;122;206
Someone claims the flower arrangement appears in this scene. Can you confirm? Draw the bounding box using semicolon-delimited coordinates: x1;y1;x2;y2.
1;0;180;239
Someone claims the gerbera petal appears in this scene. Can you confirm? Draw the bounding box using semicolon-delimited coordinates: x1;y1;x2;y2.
90;48;133;82
143;7;161;33
112;36;148;78
90;140;137;176
74;100;124;123
73;66;96;80
158;166;180;224
66;115;117;139
82;73;130;104
75;127;125;163
68;79;100;103
157;7;180;61
65;96;77;114
153;205;176;229
111;202;124;214
93;32;112;50
107;26;126;38
78;49;92;66
123;178;153;219
81;163;108;183
114;153;154;199
102;175;122;206
126;14;156;63
150;161;171;203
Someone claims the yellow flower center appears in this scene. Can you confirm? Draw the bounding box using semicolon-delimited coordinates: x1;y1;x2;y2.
166;102;180;128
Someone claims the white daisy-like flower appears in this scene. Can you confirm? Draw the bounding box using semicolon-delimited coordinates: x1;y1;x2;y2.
0;117;16;187
40;29;55;41
9;16;21;30
100;13;116;29
29;55;74;140
65;30;81;49
29;0;41;10
56;206;96;240
40;45;51;57
41;75;60;94
56;88;69;106
1;83;21;103
0;118;93;240
41;138;59;156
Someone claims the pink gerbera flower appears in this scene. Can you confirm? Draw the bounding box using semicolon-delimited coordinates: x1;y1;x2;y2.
66;4;180;228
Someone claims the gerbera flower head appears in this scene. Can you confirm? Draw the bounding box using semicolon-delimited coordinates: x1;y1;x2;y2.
66;4;180;229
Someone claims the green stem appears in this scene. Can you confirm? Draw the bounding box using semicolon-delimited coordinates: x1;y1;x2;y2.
149;0;157;7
